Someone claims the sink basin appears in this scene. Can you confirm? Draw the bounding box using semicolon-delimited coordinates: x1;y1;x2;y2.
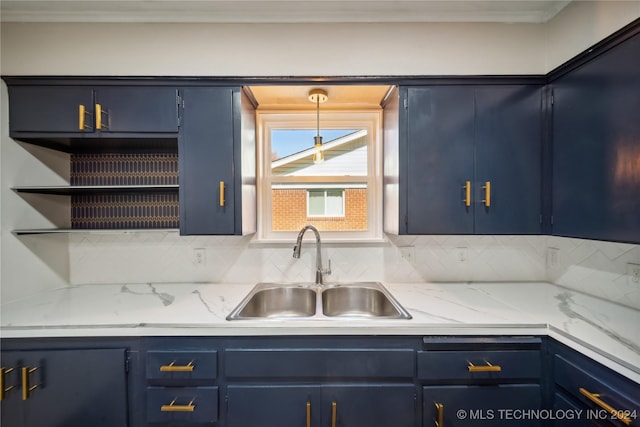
226;284;316;319
226;282;411;320
322;284;412;319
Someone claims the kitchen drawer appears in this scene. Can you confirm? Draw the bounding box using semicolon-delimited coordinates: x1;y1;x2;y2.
224;348;415;379
417;350;541;382
554;354;640;426
423;384;542;426
147;386;218;424
146;351;217;381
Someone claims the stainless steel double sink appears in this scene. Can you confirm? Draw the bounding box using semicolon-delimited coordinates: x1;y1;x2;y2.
226;282;412;320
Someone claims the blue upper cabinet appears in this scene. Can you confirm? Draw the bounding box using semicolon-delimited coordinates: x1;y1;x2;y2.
94;86;179;134
551;33;640;244
8;86;94;134
7;84;179;139
397;84;542;235
178;87;256;235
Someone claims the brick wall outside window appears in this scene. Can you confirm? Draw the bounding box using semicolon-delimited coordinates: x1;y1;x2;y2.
272;188;367;231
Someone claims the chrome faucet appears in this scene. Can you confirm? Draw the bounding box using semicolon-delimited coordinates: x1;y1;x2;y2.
293;225;331;285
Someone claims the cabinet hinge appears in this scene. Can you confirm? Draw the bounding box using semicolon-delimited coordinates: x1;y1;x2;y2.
550;94;554;105
551;215;554;225
177;92;183;128
125;357;130;373
403;98;408;110
540;214;543;225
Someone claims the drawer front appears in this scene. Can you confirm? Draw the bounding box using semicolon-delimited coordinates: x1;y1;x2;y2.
554;392;607;426
225;349;415;378
417;350;541;381
146;351;217;381
554;355;640;426
147;386;218;423
423;385;542;427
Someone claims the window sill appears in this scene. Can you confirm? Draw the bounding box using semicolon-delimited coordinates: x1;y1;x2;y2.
248;237;390;248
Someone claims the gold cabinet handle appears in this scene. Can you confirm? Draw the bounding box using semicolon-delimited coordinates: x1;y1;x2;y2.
219;181;225;207
463;181;471;207
306;401;311;427
21;367;39;400
95;103;109;130
78;104;92;130
1;367;14;400
482;181;491;207
161;398;196;412
159;361;194;372
331;401;337;427
95;103;102;130
579;388;633;426
468;361;502;372
434;402;444;427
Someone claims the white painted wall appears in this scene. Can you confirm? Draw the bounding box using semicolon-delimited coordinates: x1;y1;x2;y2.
545;0;640;71
0;82;70;303
0;22;547;76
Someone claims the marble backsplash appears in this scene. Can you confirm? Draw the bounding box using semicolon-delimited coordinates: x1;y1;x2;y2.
67;232;640;309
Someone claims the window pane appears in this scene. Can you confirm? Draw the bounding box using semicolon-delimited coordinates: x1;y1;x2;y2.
308;190;325;216
271;129;367;177
271;185;367;232
325;190;344;216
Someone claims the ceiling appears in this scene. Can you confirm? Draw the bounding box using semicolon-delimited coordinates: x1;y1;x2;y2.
249;85;393;110
1;1;571;24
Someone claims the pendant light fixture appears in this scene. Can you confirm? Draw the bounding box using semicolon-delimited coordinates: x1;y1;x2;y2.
308;89;328;163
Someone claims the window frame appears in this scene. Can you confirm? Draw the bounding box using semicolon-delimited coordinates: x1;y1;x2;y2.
256;110;383;241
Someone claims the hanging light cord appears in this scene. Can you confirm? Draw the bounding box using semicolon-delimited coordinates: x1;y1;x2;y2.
316;94;320;139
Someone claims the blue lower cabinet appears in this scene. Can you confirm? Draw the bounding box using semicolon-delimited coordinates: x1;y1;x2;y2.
322;384;416;427
226;384;416;427
146;386;218;424
0;348;127;427
423;385;542;427
226;385;321;427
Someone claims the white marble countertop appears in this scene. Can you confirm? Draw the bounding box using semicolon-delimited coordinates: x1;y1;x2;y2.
1;281;639;383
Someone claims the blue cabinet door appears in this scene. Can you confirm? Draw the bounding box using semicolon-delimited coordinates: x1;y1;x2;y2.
95;87;179;133
405;86;475;234
179;87;236;235
475;86;542;234
552;33;640;243
403;85;542;235
323;384;416;427
7;86;94;133
423;385;541;427
0;348;127;427
226;385;321;427
226;384;415;427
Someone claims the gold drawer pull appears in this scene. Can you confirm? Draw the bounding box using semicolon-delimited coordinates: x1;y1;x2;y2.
468;361;502;372
435;402;444;427
1;367;14;400
160;361;194;372
219;181;225;207
21;367;39;400
161;398;196;412
579;388;632;426
306;401;311;427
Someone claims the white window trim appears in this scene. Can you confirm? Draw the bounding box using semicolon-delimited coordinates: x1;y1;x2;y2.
256;110;383;241
307;189;346;218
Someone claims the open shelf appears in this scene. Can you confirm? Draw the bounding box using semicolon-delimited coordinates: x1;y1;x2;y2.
13;228;180;235
13;185;179;195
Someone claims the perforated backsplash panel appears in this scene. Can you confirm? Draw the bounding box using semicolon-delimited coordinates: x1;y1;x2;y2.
70;153;179;229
